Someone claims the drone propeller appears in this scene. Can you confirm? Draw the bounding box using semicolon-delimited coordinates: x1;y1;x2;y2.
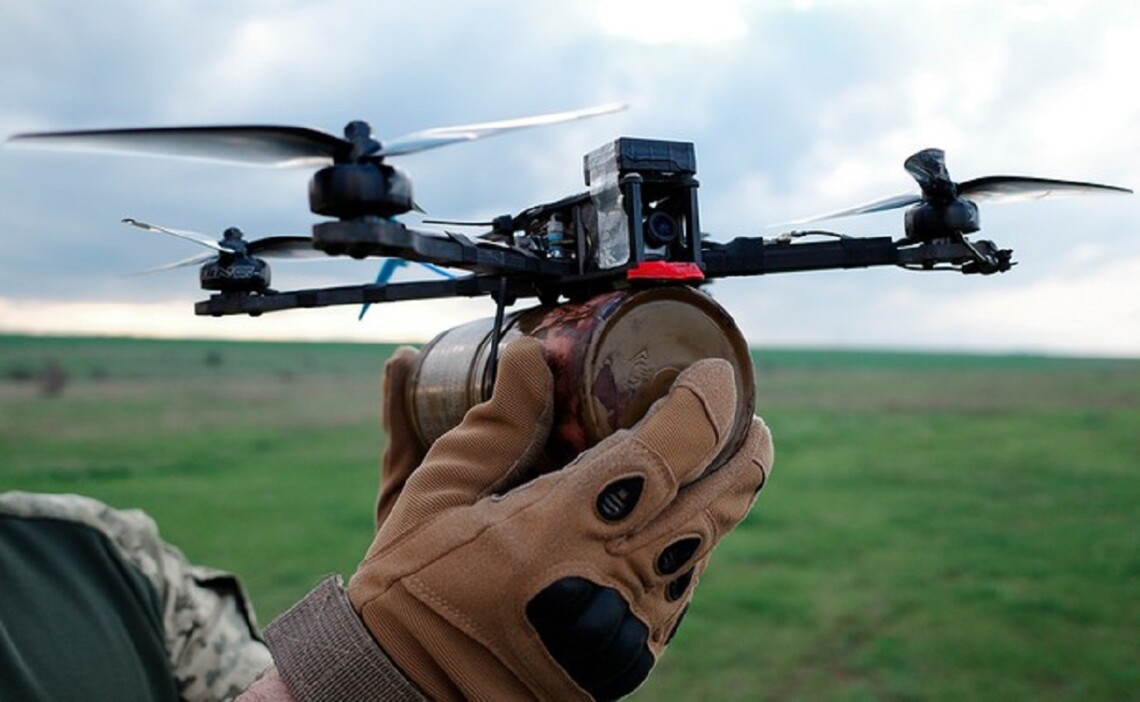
909;148;1132;204
8;103;628;167
779;148;1132;228
122;218;325;267
377;102;627;157
12;103;627;222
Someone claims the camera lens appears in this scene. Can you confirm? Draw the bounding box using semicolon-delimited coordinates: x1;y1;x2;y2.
644;211;679;248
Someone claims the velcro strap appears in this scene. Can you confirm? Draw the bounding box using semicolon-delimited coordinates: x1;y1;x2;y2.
264;577;426;702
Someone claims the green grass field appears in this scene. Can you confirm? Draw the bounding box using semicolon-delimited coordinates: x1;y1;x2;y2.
1;334;1137;700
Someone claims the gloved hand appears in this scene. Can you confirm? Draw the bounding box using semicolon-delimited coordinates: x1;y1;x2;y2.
349;337;773;701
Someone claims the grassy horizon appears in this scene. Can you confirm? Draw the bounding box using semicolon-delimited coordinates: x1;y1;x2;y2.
2;334;1137;700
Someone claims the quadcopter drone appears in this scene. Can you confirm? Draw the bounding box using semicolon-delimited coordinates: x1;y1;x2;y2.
8;103;1132;321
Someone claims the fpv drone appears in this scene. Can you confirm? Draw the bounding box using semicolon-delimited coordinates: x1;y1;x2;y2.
8;103;1131;319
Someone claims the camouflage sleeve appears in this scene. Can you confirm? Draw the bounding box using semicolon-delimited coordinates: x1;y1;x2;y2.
0;491;273;701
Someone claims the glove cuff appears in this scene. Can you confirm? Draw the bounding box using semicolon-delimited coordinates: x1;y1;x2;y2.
264;576;427;702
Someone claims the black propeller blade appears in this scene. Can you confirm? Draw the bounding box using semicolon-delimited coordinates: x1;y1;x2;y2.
776;148;1131;227
375;102;626;157
8;103;627;166
245;236;328;259
957;175;1133;203
12;127;349;167
122;218;325;274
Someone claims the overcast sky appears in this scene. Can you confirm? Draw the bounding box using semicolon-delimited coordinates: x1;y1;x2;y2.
1;0;1136;355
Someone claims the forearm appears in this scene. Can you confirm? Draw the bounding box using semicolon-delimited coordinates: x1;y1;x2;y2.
236;667;295;702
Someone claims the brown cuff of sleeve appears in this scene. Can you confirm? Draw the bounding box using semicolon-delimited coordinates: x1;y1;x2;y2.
264;576;427;702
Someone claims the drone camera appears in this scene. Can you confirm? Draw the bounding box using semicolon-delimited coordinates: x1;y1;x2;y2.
583;137;702;270
644;210;679;248
507;138;704;276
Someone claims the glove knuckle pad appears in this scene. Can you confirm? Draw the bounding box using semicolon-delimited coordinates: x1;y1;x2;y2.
586;440;677;529
666;568;696;602
655;536;703;576
596;476;645;522
526;577;654;700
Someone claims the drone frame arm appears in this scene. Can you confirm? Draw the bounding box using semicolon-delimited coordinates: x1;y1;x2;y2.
193;232;1011;317
702;235;900;277
702;233;1011;278
194;274;539;317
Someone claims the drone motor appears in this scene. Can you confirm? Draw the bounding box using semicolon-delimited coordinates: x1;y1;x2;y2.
309;160;415;219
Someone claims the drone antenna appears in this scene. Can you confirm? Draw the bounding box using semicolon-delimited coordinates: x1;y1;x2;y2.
422;218;495;227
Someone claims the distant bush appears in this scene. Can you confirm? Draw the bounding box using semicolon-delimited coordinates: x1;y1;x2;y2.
37;360;69;398
3;364;36;381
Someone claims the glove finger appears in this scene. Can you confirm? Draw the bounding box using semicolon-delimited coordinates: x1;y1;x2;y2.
618;416;773;597
648;416;771;552
386;337;554;528
560;358;739;535
375;346;426;530
631;357;739;489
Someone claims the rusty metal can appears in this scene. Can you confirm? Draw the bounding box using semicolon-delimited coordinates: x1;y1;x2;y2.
408;286;755;468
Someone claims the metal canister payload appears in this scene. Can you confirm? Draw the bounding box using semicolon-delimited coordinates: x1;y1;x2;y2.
407;286;755;469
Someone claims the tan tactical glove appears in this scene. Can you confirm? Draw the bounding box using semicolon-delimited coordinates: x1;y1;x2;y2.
349;337;773;701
